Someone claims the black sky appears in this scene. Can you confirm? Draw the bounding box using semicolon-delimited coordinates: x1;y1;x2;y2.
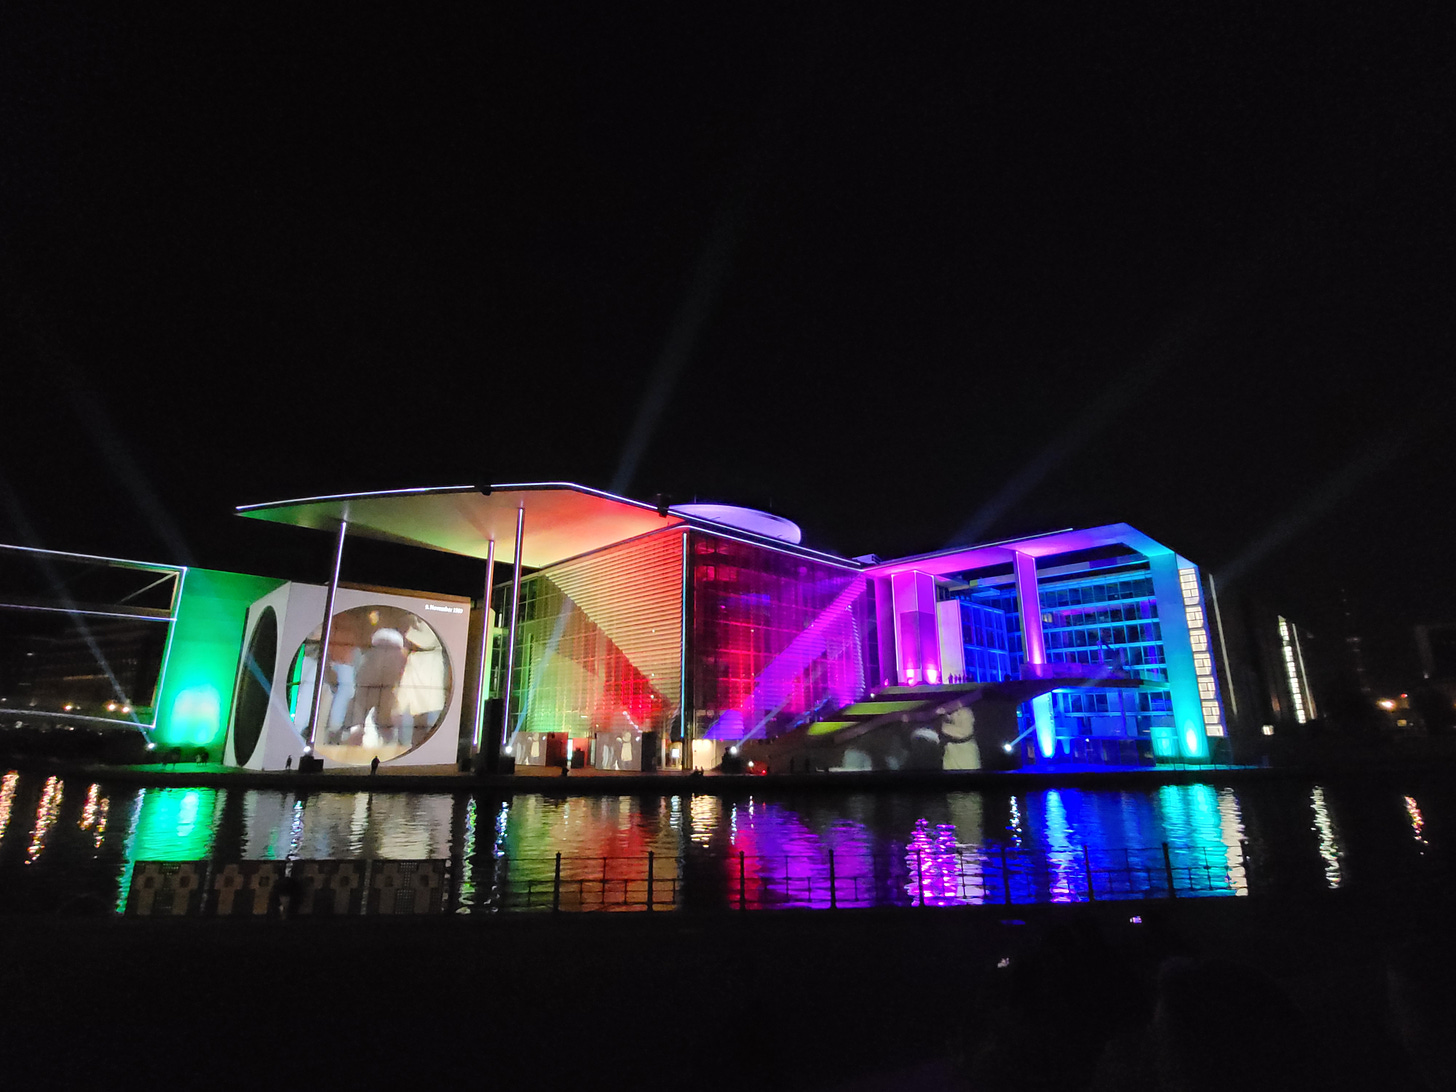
2;5;1453;688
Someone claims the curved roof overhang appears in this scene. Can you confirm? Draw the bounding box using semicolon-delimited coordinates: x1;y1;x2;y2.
237;481;860;571
237;482;686;570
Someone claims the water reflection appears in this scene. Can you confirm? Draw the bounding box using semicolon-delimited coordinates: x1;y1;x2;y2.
78;783;109;850
27;776;63;863
1218;787;1248;895
456;795;479;912
1404;795;1427;853
132;787;219;860
688;794;719;845
1311;786;1343;889
0;769;1405;914
0;771;19;839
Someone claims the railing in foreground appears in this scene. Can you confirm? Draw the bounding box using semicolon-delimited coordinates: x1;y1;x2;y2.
127;844;1255;917
483;843;1248;913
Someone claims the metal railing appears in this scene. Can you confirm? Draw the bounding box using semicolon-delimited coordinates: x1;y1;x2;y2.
470;841;1251;914
130;839;1452;917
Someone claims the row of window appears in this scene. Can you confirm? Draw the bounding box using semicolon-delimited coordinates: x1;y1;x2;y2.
1052;689;1172;715
1037;576;1155;607
1044;601;1159;627
1045;624;1164;650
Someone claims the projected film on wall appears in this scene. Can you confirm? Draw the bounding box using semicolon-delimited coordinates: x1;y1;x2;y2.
287;605;452;764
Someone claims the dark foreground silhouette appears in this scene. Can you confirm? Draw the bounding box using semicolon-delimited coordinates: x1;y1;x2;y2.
1;894;1452;1091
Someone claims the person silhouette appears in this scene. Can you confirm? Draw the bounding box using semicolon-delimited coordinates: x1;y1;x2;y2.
370;755;380;775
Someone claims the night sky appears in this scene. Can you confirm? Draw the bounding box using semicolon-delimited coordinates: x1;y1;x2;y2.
2;6;1453;689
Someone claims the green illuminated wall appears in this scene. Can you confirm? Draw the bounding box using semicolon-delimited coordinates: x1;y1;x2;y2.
152;569;283;751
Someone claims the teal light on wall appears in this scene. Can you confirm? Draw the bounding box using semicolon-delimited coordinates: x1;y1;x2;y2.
1146;552;1211;763
152;569;283;751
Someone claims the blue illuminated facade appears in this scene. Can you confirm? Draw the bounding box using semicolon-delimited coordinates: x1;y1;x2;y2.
953;559;1179;761
868;523;1231;766
953;599;1014;684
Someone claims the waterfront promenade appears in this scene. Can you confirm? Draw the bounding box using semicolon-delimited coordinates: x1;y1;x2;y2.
0;752;1407;795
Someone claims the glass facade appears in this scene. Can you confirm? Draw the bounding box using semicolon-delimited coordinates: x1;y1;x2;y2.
504;530;685;766
691;532;869;741
954;599;1013;683
962;561;1175;751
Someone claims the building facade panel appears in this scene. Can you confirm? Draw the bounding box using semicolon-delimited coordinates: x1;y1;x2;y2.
691;532;869;742
505;530;685;767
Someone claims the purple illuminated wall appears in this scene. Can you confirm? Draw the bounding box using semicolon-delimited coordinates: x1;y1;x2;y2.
691;532;868;740
891;570;941;685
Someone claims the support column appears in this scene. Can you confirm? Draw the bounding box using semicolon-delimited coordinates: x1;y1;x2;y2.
890;570;940;685
1012;550;1046;668
1012;549;1054;758
498;505;526;762
470;537;497;756
679;531;690;771
304;519;348;752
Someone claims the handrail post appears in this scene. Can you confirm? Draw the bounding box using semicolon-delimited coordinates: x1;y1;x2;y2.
1162;842;1177;899
828;849;837;910
1083;845;1096;902
738;851;746;911
1240;838;1250;895
916;846;925;907
647;851;655;912
552;852;561;913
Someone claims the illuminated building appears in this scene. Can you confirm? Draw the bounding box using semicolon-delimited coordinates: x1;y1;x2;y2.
2;483;1244;771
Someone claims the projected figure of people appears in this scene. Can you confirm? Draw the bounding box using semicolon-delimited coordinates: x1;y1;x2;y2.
349;628;409;740
295;605;453;765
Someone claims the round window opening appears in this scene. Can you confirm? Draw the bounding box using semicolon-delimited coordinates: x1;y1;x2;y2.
286;605;453;765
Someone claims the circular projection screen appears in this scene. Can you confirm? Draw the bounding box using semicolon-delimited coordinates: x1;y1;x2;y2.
286;605;453;765
232;606;278;766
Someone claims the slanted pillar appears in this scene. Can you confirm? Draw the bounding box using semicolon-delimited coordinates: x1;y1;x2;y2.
304;519;348;752
470;537;497;757
498;505;526;763
1012;549;1054;758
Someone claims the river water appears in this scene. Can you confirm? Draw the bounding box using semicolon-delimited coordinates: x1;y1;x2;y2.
0;768;1446;913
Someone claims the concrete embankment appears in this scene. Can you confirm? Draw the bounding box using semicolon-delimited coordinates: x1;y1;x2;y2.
9;750;1454;796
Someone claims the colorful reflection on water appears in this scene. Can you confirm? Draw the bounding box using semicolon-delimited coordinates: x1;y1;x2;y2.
0;768;1441;914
